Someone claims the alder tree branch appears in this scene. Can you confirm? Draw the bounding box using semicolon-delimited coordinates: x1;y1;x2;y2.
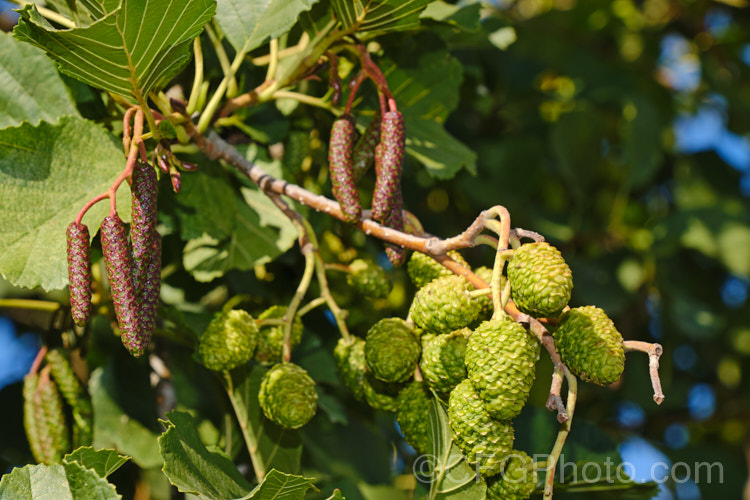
624;340;665;404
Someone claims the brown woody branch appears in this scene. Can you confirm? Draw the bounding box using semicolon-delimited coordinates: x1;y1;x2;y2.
624;340;665;404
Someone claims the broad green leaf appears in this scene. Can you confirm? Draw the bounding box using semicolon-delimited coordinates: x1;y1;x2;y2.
0;32;79;129
158;410;253;500
175;161;236;242
0;116;130;291
13;0;216;99
334;0;433;35
183;187;297;282
240;469;317;500
406;119;477;179
379;46;475;178
63;447;130;478
215;0;320;55
427;398;484;499
0;462;120;500
90;364;162;469
326;490;345;500
420;1;481;32
622;97;664;189
225;365;304;476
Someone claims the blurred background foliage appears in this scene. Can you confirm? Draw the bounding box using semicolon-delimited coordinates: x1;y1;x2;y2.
1;0;749;499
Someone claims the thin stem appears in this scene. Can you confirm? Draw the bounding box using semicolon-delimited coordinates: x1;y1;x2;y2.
624;341;665;404
198;48;246;133
75;192;109;225
29;346;48;375
273;90;341;114
10;0;75;28
109;110;143;214
544;368;577;498
186;37;205;115
223;372;266;481
251;33;309;65
266;39;280;82
0;299;62;313
296;297;327;317
283;249;315;362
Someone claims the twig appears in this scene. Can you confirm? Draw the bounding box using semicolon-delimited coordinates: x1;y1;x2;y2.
544;367;577;498
624;340;665;404
222;373;266;481
29;346;48;375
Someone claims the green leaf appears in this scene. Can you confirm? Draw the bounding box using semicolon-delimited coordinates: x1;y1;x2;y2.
63;447;130;478
427;398;485;500
240;469;317;500
0;32;79;129
326;489;345;500
215;0;320;55
158;410;253;500
90;364;162;469
0;462;120;500
175;161;236;241
225;365;304;476
182;187;297;282
334;0;433;35
419;1;481;32
13;0;216;99
406;119;477;179
0;116;130;291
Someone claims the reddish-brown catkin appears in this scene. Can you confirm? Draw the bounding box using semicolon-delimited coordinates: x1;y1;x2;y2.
131;161;158;293
352;114;381;183
372;111;405;222
100;215;145;357
137;232;161;345
328;115;362;223
384;190;406;267
66;222;92;327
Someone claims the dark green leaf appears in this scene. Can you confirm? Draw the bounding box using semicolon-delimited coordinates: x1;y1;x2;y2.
14;0;216;98
63;447;130;478
240;468;317;500
158;410;253;499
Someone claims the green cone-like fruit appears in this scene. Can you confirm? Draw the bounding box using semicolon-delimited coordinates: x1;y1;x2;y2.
507;242;573;318
66;222;92;327
255;305;304;364
45;349;93;448
473;266;497;322
198;309;258;371
465;319;540;420
334;337;367;401
448;379;514;477
347;259;391;298
486;450;538;500
362;373;402;412
419;329;469;394
410;275;481;334
23;367;70;464
553;306;625;386
396;381;433;454
407;251;470;289
365;318;420;383
259;363;318;429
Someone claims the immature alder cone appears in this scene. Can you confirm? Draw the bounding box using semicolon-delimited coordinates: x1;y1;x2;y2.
255;305;304;364
419;329;469;394
328;115;361;223
396;381;433;454
410;275;481;334
553;306;625;386
23;367;70;464
334;337;367;400
365;318;420;383
101;214;145;356
362;372;402;412
507;242;573;318
486;450;538;500
448;379;514;477
258;363;318;429
347;259;391;298
472;265;496;321
465;318;540;420
407;251;470;289
66;221;92;327
198;309;258;371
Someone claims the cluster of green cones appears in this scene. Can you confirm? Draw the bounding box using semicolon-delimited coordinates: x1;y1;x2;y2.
334;243;628;499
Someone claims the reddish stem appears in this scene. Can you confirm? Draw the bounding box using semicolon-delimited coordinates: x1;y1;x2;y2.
345;71;367;115
29;346;48;375
109;109;144;215
75;192;109;225
388;98;398;113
